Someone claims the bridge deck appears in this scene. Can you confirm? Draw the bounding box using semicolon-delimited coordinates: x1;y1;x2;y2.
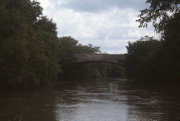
74;53;125;64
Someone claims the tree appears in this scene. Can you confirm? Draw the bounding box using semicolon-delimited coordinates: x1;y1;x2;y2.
159;13;180;81
57;36;102;78
0;0;60;88
134;0;180;83
137;0;180;32
125;37;161;81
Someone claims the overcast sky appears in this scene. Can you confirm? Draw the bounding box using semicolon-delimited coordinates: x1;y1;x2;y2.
37;0;155;54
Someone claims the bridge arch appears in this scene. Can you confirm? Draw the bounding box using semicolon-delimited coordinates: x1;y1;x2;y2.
73;53;125;65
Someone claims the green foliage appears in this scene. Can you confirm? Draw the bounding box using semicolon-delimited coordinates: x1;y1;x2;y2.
159;13;180;81
125;37;161;81
57;36;100;78
127;0;180;83
137;0;180;32
0;0;60;88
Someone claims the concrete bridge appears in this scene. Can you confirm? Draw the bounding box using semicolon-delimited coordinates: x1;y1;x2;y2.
73;53;125;65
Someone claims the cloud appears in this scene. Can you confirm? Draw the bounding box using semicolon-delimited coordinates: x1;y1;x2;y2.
37;0;154;54
51;0;148;13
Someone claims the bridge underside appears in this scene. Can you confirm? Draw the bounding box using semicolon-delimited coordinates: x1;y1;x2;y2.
75;61;122;65
73;54;125;65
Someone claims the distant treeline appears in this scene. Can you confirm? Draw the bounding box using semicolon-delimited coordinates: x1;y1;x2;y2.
124;0;180;84
0;0;123;88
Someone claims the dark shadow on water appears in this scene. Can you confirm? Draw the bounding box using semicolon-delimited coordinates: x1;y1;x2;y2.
0;90;58;121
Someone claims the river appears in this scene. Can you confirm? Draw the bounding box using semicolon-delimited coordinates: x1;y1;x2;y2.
0;78;180;121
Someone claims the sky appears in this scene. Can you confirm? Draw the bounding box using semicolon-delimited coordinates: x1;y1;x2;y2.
37;0;155;54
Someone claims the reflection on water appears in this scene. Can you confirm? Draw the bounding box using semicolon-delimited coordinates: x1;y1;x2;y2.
0;79;180;121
